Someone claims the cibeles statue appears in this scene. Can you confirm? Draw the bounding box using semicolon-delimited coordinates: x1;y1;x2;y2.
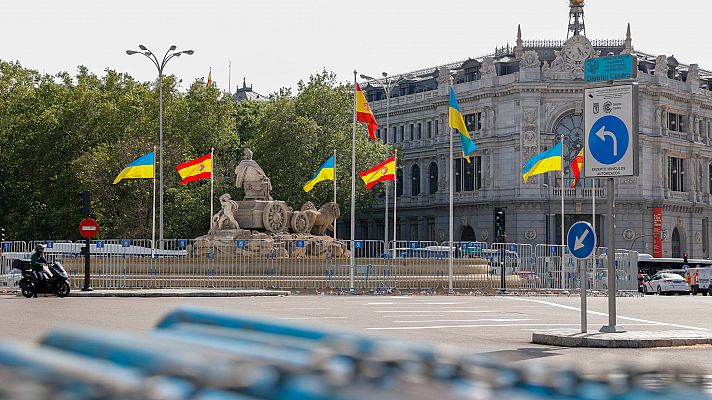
235;148;273;201
210;193;241;233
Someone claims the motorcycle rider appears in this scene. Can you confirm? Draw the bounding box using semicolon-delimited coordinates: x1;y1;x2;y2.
30;244;50;297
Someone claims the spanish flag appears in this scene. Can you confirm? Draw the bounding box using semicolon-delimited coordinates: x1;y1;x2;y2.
303;155;335;193
206;68;212;89
522;143;562;183
570;149;584;188
359;156;395;190
356;83;378;141
176;152;213;185
449;87;477;162
113;152;155;184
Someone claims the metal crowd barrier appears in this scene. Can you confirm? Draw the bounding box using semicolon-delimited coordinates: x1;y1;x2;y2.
0;239;638;293
0;306;708;399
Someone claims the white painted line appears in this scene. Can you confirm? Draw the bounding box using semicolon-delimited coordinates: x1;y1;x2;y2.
388;296;412;299
364;302;395;305
519;324;658;331
502;297;712;332
393;318;535;323
367;323;586;331
279;316;347;320
414;302;469;305
375;310;494;314
271;307;329;311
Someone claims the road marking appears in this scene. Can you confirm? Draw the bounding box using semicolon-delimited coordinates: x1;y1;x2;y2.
365;302;395;305
503;297;712;332
393;318;535;323
413;302;469;305
519;324;658;331
271;307;329;311
375;310;494;314
279;316;347;320
367;323;587;331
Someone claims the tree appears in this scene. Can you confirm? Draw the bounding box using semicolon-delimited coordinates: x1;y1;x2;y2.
247;71;388;217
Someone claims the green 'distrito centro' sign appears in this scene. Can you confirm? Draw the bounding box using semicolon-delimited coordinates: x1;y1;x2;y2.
584;54;636;83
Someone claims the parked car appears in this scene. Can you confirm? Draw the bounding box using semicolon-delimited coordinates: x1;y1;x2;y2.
642;272;690;295
659;269;687;278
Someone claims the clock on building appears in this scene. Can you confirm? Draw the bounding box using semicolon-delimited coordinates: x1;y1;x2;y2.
562;35;593;62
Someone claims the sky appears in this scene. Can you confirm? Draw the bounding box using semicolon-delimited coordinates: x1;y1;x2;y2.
3;0;710;95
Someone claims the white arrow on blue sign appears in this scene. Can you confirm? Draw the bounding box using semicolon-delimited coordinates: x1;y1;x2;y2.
566;221;597;260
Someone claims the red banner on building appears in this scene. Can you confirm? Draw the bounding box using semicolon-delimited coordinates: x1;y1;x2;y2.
653;207;663;258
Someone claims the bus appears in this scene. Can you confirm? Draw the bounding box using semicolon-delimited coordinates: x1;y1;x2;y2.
637;253;712;276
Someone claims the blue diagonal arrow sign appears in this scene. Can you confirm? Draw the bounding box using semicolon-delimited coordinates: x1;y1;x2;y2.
567;221;597;260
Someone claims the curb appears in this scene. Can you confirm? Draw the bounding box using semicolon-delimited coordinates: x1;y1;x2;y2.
532;329;712;348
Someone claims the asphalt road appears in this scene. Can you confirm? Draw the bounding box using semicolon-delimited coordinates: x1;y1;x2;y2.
2;293;711;376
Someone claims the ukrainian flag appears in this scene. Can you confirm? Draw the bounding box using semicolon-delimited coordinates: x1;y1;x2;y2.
449;87;477;162
113;152;155;184
522;143;562;183
303;155;335;192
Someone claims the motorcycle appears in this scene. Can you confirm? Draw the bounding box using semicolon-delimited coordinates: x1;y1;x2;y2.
12;259;71;298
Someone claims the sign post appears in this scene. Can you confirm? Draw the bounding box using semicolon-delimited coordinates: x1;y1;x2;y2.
79;218;98;292
584;83;638;334
567;221;597;333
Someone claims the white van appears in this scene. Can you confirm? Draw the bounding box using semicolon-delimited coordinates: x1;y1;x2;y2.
684;267;712;296
685;267;712;295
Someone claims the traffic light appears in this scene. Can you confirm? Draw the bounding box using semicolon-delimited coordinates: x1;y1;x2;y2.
684;252;688;264
0;227;5;241
494;208;505;242
78;190;91;216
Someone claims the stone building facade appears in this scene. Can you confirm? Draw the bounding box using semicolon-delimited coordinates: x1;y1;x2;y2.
343;1;712;258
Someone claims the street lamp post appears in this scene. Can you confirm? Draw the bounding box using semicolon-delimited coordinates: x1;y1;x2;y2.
126;45;194;247
360;73;397;253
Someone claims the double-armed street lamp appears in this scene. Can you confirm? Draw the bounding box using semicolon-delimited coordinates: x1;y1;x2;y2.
126;45;194;246
359;72;397;248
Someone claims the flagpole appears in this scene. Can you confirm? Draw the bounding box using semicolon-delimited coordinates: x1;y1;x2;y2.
393;148;398;259
350;71;357;292
561;133;565;289
333;148;337;240
210;147;215;230
228;61;232;95
448;77;455;294
152;146;157;257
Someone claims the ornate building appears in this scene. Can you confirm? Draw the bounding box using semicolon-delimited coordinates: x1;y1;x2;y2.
349;1;712;258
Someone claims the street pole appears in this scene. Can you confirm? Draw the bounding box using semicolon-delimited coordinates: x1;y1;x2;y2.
159;70;164;248
448;77;455;293
350;71;357;292
601;177;625;333
126;45;194;249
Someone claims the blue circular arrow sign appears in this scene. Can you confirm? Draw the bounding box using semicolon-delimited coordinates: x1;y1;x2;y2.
588;115;629;165
567;221;597;260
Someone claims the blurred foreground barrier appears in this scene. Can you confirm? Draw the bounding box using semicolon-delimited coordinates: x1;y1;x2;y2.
0;306;708;399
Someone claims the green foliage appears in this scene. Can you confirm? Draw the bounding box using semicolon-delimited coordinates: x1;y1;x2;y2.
248;70;387;216
0;62;385;240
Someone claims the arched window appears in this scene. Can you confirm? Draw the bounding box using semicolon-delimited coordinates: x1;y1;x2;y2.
411;164;421;196
553;113;585;187
461;226;476;242
672;227;682;258
429;162;438;194
396;169;403;197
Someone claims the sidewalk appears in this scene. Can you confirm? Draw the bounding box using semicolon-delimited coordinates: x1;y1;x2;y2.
67;288;290;298
532;328;712;348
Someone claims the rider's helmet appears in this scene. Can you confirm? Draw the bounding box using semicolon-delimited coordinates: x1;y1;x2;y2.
35;244;46;253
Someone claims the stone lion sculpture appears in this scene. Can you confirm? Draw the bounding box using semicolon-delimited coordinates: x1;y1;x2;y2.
300;201;340;236
211;193;240;232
